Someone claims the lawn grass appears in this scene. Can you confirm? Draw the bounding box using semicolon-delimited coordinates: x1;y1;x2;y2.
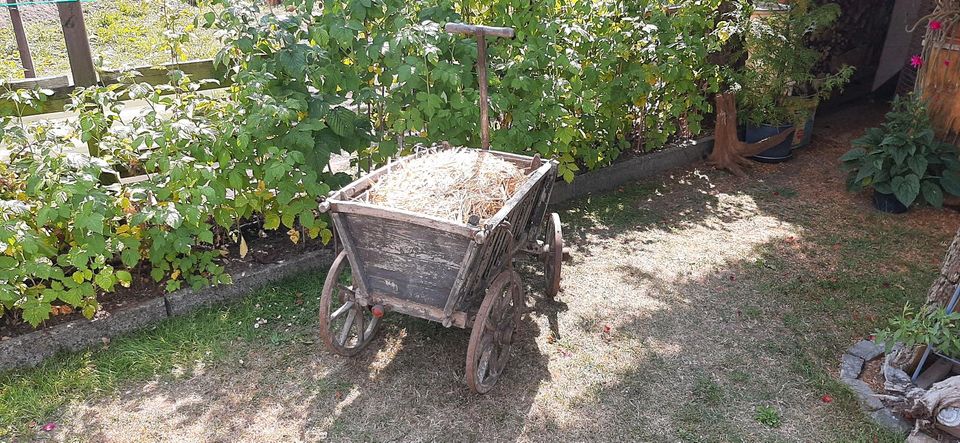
0;272;327;439
0;103;955;441
0;0;219;80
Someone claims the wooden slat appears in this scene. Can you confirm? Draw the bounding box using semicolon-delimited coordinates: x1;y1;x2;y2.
99;59;227;87
0;59;224;117
369;293;470;329
331;201;477;238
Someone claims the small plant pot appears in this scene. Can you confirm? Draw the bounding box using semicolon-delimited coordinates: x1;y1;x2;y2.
746;123;793;163
873;190;909;214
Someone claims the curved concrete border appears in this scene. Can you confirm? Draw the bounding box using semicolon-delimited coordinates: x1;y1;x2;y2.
550;136;714;204
0;249;332;372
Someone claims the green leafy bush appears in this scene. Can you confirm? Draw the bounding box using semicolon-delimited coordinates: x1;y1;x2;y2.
876;303;960;360
841;95;960;207
0;72;332;326
1;0;740;326
736;1;853;127
206;0;732;181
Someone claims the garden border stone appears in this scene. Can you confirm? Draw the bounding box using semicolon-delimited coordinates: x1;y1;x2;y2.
4;134;715;372
839;339;913;435
549;136;714;204
0;249;333;372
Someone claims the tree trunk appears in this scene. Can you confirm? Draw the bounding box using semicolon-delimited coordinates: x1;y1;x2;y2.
926;229;960;309
889;229;960;372
707;93;795;176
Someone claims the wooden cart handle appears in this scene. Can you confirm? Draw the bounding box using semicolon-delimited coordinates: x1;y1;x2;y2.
443;23;514;151
444;23;515;39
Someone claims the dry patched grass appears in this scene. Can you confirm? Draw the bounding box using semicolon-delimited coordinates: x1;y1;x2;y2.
9;101;959;442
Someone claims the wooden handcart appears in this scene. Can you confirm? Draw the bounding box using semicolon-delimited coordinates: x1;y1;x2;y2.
315;23;564;393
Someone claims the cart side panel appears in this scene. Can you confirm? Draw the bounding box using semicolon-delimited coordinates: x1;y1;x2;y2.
339;214;472;309
455;170;552;310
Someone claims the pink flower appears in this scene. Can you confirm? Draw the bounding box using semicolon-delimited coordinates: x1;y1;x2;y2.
911;55;924;69
930;20;943;31
41;422;57;432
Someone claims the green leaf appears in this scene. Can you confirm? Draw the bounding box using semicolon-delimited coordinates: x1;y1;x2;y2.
95;272;115;291
943;170;960;196
907;155;928;177
121;248;140;268
892;174;920;207
839;147;865;162
115;270;133;288
922;180;944;207
22;298;51;327
59;288;82;306
0;256;17;269
328;107;355;137
264;212;281;230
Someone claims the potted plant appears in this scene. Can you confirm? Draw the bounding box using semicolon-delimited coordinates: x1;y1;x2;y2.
737;0;853;162
841;95;960;213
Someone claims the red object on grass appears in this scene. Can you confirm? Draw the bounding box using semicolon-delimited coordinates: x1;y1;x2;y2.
821;394;833;403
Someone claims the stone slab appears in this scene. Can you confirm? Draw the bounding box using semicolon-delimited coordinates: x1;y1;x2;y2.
849;340;885;361
840;353;864;380
842;377;885;411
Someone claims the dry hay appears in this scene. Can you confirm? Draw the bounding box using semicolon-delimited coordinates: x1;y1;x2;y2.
361;148;531;224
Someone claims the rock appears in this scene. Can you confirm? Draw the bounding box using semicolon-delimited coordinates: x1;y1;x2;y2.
906;429;939;443
842;377;885;411
841;353;865;380
849;340;885;361
870;408;913;434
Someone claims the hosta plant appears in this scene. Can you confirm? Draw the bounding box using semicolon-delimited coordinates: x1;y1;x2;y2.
841;95;960;208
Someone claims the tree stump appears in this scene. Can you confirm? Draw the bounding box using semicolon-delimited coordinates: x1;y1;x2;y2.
707;93;795;176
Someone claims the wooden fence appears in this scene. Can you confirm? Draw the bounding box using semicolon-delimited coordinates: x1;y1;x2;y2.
1;0;224;117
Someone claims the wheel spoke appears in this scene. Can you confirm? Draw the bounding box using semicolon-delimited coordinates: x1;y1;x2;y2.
364;316;379;341
478;346;494;385
338;309;357;346
331;301;354;320
354;305;365;343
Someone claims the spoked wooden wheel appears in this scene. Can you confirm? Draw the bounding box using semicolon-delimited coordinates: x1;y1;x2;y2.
543;213;563;298
319;251;381;356
466;269;523;394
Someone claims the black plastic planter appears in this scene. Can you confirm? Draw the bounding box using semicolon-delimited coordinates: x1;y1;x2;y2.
873;190;909;214
746;123;793;163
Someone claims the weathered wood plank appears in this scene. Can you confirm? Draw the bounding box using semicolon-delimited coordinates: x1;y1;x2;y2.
57;1;97;87
0;59;224;117
330;213;371;301
370;293;470;329
332;201;477;238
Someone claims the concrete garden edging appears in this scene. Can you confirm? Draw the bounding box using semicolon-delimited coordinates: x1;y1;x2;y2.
0;249;333;372
549;136;714;204
3;136;717;372
839;339;913;435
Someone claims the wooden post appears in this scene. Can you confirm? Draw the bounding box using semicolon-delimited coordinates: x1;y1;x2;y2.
7;0;36;78
57;0;97;87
